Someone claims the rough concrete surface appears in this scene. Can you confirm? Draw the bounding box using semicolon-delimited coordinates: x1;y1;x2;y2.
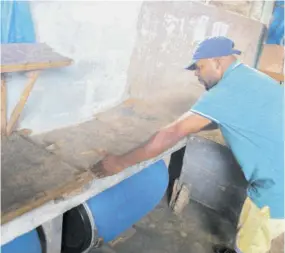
7;1;264;135
3;96;193;245
128;1;264;100
31;96;224;170
31;95;196;169
92;198;237;253
1;43;71;68
1;133;83;221
91;198;284;253
7;1;142;133
271;235;285;253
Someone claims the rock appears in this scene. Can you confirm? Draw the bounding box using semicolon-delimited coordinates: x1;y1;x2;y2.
45;143;59;151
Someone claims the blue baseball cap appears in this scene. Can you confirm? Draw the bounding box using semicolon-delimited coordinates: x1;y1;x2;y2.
185;36;241;70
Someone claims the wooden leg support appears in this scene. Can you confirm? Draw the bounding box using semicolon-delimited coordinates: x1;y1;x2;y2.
1;74;7;136
6;71;40;136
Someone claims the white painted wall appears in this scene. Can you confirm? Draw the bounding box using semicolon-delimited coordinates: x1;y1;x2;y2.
6;1;142;134
6;0;268;135
128;2;264;100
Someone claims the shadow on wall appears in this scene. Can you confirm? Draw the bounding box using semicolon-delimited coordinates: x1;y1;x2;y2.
167;146;186;202
127;1;265;100
2;1;265;135
167;136;247;227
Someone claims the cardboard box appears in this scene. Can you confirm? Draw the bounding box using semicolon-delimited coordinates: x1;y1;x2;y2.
258;44;284;82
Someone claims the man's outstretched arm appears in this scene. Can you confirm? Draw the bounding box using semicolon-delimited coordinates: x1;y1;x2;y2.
93;112;212;175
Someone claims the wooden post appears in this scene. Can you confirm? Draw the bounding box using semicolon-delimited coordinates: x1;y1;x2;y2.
1;74;7;136
6;71;40;136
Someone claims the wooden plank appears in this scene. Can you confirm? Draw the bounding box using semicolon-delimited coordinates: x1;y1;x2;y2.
258;44;284;83
1;61;72;73
1;74;7;135
6;71;39;136
259;69;284;82
1;93;226;245
2;171;94;225
1;133;96;225
1;43;73;73
1;94;224;225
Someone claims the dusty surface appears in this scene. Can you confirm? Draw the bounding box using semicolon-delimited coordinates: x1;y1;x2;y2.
3;96;283;252
272;235;285;253
92;198;237;253
1;94;224;240
1;43;72;73
32;95;225;170
128;1;264;100
92;198;284;253
1;133;91;224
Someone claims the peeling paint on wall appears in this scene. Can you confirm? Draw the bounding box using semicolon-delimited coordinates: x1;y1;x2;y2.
7;1;142;134
211;22;229;37
192;15;209;45
6;0;266;134
128;2;264;100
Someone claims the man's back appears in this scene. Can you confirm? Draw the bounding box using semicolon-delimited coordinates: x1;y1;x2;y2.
191;61;284;218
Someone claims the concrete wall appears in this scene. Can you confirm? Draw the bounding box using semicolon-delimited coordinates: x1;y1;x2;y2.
209;1;262;19
6;1;142;134
128;1;264;101
6;1;267;134
206;0;274;24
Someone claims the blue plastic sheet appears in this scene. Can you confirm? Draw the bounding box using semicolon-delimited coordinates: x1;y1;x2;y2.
1;0;35;43
266;0;284;45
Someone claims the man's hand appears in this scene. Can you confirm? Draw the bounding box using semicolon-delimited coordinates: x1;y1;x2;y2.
90;112;212;178
91;154;124;178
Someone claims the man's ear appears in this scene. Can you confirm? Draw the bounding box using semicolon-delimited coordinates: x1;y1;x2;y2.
214;58;221;69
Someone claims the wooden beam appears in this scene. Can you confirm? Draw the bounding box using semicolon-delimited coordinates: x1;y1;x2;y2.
259;69;284;83
6;71;40;136
1;43;73;73
1;60;72;74
1;74;7;136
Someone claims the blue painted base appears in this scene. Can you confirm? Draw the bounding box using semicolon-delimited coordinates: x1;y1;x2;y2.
87;160;169;242
1;230;42;253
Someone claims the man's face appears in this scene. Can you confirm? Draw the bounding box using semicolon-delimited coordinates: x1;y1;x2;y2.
194;59;222;90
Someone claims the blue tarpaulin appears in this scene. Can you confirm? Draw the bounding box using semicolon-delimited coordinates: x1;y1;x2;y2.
266;0;284;45
1;0;35;43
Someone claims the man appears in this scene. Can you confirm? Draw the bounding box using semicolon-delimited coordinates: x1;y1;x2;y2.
93;36;284;253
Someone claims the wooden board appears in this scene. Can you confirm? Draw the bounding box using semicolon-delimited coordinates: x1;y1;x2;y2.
1;43;72;73
258;44;284;74
32;93;225;172
1;93;226;245
1;93;224;226
6;71;40;136
258;44;284;82
259;69;284;82
1;133;94;224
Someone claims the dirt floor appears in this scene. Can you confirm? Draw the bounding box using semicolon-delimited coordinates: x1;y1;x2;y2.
91;197;236;253
91;196;284;253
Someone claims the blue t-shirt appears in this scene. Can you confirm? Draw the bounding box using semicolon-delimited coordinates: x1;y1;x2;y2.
191;60;284;218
